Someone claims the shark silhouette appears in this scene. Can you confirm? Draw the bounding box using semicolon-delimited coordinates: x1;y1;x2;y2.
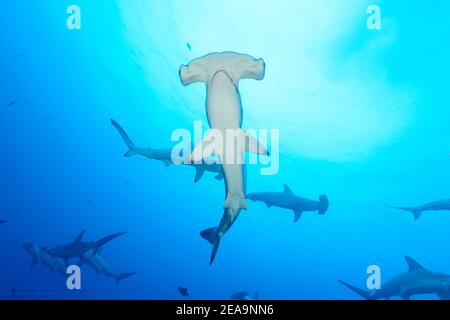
42;231;126;265
383;199;450;220
246;184;329;222
111;119;223;183
230;292;260;300
339;256;450;300
80;249;136;285
23;243;68;276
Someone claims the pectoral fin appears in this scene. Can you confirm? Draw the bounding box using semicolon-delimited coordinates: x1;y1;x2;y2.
293;209;303;223
190;131;218;163
241;130;269;155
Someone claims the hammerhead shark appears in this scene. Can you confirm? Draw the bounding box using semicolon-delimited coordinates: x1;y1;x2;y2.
111;119;223;183
180;52;268;264
339;256;450;300
383;199;450;220
0;220;6;224
230;292;260;300
80;249;137;285
42;231;126;265
23;243;68;276
246;185;329;222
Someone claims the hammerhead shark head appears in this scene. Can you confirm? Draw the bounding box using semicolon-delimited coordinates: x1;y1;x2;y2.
180;52;268;264
80;249;137;285
23;243;68;276
246;185;329;222
383;199;450;220
339;256;450;300
230;292;260;300
111;119;224;183
42;231;126;265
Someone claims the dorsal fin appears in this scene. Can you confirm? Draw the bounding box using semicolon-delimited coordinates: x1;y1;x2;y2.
73;231;85;244
405;256;426;272
283;184;294;195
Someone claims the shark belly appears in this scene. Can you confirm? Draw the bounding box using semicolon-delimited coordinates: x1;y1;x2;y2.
207;71;246;211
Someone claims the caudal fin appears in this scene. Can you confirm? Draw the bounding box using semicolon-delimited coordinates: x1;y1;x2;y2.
338;280;373;300
111;119;138;157
381;203;422;220
318;195;329;215
115;272;137;286
200;227;217;245
200;228;220;265
210;239;221;265
93;232;127;254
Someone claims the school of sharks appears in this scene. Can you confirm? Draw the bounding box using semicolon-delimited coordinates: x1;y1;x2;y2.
108;51;448;300
2;51;450;300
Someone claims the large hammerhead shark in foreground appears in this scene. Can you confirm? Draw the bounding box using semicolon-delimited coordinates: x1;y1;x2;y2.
180;52;268;265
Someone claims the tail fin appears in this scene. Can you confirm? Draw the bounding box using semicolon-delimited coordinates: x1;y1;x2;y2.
338;280;373;300
111;119;138;157
199;227;221;265
115;272;137;286
210;239;221;266
93;232;127;254
200;228;218;245
193;166;206;183
318;195;329;215
381;203;422;220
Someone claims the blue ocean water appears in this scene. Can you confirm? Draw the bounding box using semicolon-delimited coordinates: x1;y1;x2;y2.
0;0;449;300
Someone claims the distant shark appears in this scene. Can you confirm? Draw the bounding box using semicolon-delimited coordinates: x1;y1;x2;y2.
111;119;224;183
80;249;137;285
23;243;67;276
180;52;268;265
0;220;6;224
42;231;126;265
339;256;450;300
383;199;450;220
178;287;190;297
230;292;260;300
246;185;329;222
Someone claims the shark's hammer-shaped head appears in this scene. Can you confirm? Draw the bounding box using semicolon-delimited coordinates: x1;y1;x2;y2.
179;52;265;86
